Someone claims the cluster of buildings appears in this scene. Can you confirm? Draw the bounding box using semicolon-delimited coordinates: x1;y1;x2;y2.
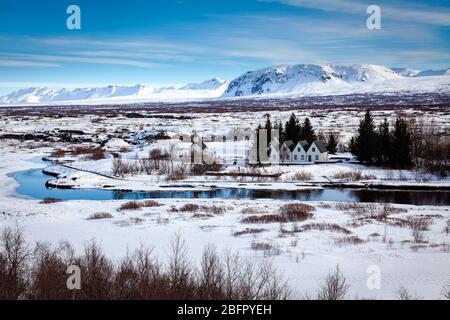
174;132;329;165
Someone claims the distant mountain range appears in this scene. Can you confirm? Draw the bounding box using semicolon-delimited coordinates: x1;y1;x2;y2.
1;65;449;105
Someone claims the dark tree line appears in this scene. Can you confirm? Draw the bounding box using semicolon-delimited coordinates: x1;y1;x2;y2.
350;111;412;168
258;113;338;155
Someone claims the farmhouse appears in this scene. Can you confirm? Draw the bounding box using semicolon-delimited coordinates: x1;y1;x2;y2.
271;140;328;164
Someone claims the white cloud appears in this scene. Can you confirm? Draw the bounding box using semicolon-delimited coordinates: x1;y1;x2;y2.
0;60;60;67
0;53;161;68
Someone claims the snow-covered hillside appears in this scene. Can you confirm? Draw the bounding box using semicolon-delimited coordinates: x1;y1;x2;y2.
2;64;450;105
417;68;450;77
222;64;450;98
391;67;420;77
180;78;227;90
0;79;228;105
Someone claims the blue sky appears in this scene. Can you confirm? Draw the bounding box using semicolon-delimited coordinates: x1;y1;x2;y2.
0;0;449;95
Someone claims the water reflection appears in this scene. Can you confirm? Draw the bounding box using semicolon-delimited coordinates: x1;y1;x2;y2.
11;167;450;206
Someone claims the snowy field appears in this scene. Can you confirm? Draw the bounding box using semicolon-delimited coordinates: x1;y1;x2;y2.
0;106;449;299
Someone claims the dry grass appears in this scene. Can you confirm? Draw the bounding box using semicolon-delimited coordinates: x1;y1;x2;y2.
87;212;114;220
39;198;64;204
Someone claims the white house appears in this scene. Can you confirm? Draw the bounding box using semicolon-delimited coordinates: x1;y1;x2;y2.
306;141;328;162
277;140;328;164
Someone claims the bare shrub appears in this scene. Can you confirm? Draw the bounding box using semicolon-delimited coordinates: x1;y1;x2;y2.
87;212;114;220
444;219;450;235
119;201;142;211
191;163;224;175
166;169;187;181
112;157;125;177
39;198;63;204
441;281;450;300
335;236;366;245
141;200;161;208
317;265;349;300
179;203;200;212
334;202;377;216
250;241;273;251
293;171;312;181
0;225;35;299
241;207;262;214
300;223;352;234
233;228;267;237
333;170;376;181
0;226;293;300
241;203;315;223
395;286;412;300
409;217;431;243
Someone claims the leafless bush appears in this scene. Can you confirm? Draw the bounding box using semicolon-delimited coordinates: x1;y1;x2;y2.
142;200;161;208
395;286;412;300
250;241;273;251
335;236;366;245
242;203;315;224
118;201;142;211
233;228;267;237
0;227;292;300
179;203;200;212
39;198;64;204
0;226;36;299
87;212;114;220
300;223;352;235
333;170;376;181
334;202;377;216
112;157;125;177
166;168;187;181
441;281;450;300
317;265;349;300
444;219;450;235
409;217;431;243
241;207;263;214
293;171;312;181
51;146;105;160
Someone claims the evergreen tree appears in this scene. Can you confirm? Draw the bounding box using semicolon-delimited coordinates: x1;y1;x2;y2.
300;118;316;143
377;118;391;164
353;111;377;163
264;114;272;146
285;113;300;142
327;132;338;154
392;118;412;168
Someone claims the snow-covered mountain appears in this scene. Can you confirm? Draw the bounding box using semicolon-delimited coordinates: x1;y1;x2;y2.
223;64;400;97
180;78;227;90
391;67;420;77
222;64;450;98
0;81;228;104
2;64;450;105
416;68;450;77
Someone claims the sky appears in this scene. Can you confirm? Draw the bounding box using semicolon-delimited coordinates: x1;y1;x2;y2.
0;0;449;95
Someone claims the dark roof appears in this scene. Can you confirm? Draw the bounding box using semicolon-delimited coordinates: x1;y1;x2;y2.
312;140;327;153
298;140;309;150
283;140;296;152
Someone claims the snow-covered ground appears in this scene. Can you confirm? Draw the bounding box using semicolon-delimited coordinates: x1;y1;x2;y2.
0;105;449;299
